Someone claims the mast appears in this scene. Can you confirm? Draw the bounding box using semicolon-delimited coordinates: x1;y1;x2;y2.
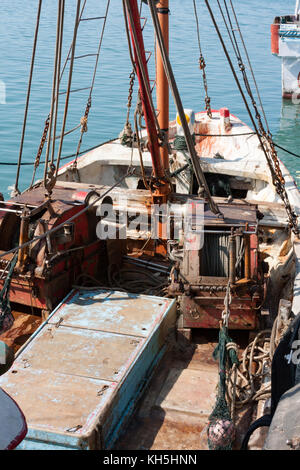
156;1;169;172
125;0;165;180
296;0;300;16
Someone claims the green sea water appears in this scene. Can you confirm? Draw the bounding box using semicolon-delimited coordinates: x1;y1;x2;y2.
0;0;299;194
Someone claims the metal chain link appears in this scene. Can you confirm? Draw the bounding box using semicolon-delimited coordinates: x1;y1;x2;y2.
120;70;136;147
127;70;136;124
30;114;50;188
222;281;232;328
72;97;92;172
193;0;212;118
199;55;212;119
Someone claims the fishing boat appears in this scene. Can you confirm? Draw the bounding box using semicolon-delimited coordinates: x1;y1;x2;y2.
271;0;300;99
0;0;299;451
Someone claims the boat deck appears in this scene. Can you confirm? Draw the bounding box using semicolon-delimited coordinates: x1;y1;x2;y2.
115;330;255;451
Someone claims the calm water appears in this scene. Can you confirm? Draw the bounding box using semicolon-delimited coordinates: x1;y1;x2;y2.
0;0;299;195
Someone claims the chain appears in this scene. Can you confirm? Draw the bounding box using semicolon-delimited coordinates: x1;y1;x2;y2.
222;281;232;328
44;162;56;198
120;70;136;147
193;0;212;119
230;22;299;236
199;54;212;119
250;111;298;233
72;97;92;172
82;97;92;132
30;114;50;188
35;115;50;170
127;70;136;124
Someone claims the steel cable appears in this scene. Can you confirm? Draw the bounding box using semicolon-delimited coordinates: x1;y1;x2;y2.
14;0;43;196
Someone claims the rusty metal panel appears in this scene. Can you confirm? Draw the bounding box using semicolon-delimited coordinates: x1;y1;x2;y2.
202;202;257;227
0;289;176;450
181;295;258;330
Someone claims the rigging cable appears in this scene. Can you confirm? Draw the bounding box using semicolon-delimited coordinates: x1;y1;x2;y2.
50;0;65;168
226;0;270;134
43;0;66;196
273;142;300;159
2;137;300;170
13;0;43;197
30;1;88;189
204;0;299;235
193;0;212;118
119;0;144;146
147;0;220;214
59;0;87;82
53;0;81;184
70;0;111;175
124;0;163;140
0;139;116;168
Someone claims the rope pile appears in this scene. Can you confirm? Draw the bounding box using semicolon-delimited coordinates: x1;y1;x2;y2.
226;313;293;417
207;267;293;450
226;330;272;412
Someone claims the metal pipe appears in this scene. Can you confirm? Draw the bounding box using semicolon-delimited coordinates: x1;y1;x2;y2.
244;234;251;280
123;255;170;272
229;229;236;285
16;207;30;271
0;208;23;215
156;0;169;172
295;0;300;16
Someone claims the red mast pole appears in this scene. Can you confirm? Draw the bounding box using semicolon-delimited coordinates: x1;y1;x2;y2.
125;0;170;253
125;0;164;180
156;0;169;172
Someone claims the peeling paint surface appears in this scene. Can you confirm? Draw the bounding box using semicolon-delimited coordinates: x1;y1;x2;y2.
48;290;170;337
0;289;176;449
0;367;114;435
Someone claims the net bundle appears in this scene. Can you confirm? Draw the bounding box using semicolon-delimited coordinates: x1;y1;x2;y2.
207;326;239;450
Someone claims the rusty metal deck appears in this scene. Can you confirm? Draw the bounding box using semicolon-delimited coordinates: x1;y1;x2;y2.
0;289;176;450
116;333;253;451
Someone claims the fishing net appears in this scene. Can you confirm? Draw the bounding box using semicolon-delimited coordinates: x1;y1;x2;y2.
0;256;17;336
207;326;239;450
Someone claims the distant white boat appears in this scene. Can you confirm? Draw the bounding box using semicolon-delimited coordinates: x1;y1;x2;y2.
271;1;300;99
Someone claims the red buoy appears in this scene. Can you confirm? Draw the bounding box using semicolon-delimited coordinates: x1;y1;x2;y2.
271;24;280;55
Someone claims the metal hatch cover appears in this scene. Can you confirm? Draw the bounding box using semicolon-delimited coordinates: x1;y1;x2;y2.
0;289;176;450
47;290;172;338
